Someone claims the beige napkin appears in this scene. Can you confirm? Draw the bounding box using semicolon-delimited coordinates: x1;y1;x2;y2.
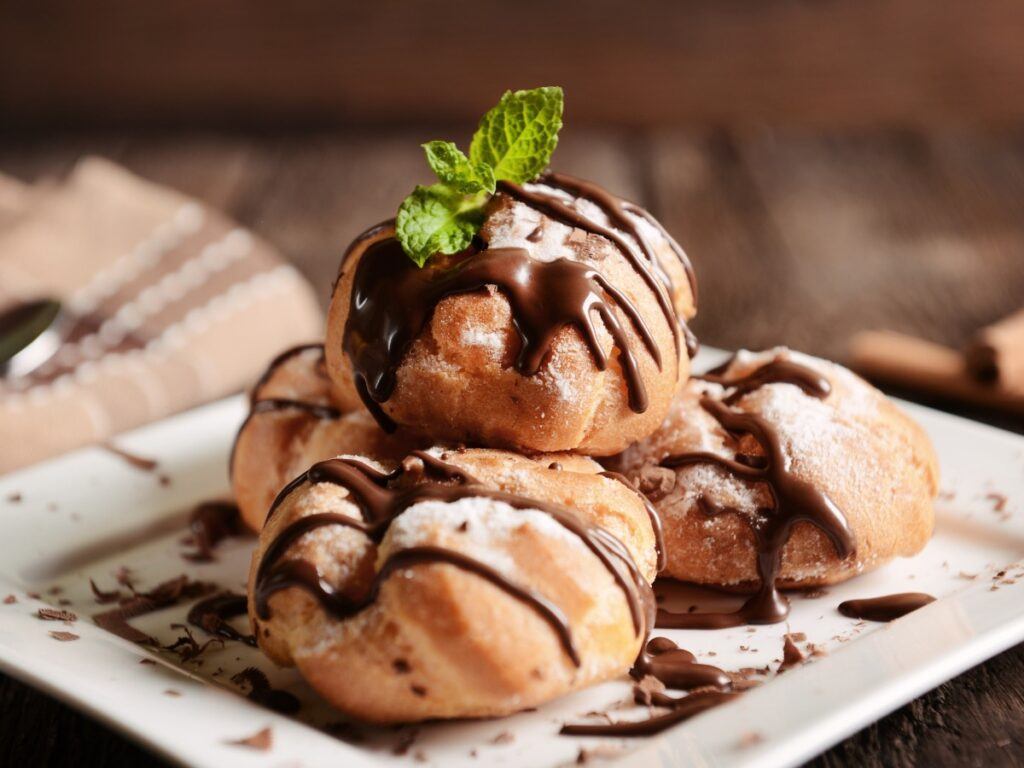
0;157;323;472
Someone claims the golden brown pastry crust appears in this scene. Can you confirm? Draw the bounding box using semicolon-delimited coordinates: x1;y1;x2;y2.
247;448;657;723
325;187;696;456
618;348;939;588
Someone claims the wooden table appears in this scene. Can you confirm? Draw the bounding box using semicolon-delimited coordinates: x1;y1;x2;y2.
1;128;1022;766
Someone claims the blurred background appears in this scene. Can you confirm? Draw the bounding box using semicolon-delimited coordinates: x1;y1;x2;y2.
2;1;1024;764
3;0;1024;359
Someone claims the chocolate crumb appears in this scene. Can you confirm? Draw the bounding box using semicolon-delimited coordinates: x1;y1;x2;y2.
6;492;22;503
57;598;72;606
457;521;469;532
738;731;764;748
38;608;77;622
633;674;666;706
164;689;182;697
576;744;626;763
393;658;411;674
3;595;16;604
491;730;515;745
413;749;428;763
410;684;427;697
139;658;157;665
392;728;419;756
227;726;273;751
778;634;806;672
48;631;79;642
164;624;223;662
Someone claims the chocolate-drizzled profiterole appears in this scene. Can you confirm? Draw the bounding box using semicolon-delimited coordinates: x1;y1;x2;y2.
247;447;660;723
325;173;697;456
618;348;939;627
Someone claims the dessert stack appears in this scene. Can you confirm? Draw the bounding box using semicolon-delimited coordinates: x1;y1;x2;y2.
230;88;939;731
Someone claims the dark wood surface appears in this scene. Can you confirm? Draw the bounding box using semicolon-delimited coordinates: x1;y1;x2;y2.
1;128;1022;766
4;1;1024;129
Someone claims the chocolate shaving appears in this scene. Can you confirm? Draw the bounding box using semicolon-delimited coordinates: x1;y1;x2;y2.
227;727;273;751
92;575;216;645
164;689;182;697
163;624;224;662
48;631;79;641
89;579;123;604
101;443;158;472
230;667;300;714
37;608;77;622
491;731;515;745
778;634;806;672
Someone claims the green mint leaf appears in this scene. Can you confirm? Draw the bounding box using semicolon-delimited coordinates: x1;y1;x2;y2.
469;86;563;184
422;140;496;194
396;184;486;267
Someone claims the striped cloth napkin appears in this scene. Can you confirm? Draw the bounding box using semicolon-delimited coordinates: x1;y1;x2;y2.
0;157;322;472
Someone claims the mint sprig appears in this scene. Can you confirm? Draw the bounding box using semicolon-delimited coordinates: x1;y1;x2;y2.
396;87;564;266
422;141;495;195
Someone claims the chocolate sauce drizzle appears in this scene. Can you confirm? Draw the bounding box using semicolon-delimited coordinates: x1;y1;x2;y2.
343;237;662;428
600;470;666;573
656;358;855;629
340;174;698;430
838;592;935;622
499;174;696;359
187;592;256;646
497;177;692;360
254;451;654;668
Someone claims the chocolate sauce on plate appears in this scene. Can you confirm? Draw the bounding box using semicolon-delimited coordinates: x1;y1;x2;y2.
183;501;245;562
561;636;734;736
837;592;935;622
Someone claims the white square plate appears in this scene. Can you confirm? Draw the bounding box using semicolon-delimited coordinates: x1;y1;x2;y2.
1;348;1022;768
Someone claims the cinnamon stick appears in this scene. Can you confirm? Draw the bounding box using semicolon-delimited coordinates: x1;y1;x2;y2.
964;306;1024;387
848;330;1024;418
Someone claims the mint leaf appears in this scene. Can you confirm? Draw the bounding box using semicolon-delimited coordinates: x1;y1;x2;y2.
469;87;563;184
422;141;496;194
396;184;486;267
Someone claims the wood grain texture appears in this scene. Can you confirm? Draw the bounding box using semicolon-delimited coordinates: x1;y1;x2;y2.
3;1;1024;128
0;129;1021;766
